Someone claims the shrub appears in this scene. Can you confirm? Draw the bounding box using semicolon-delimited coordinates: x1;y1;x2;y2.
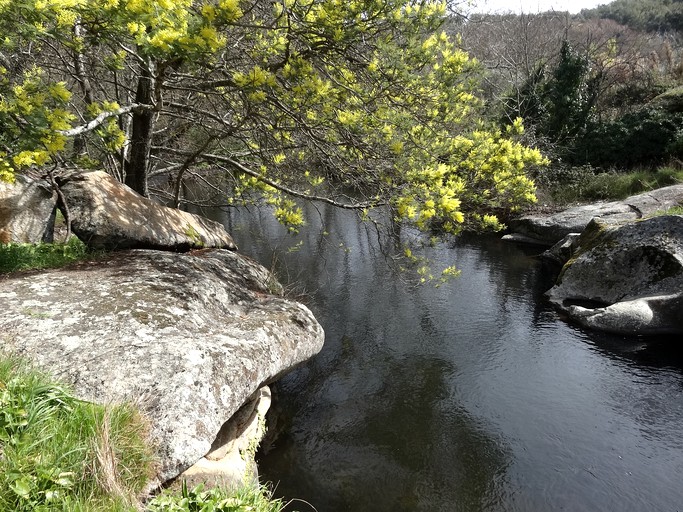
575;109;683;168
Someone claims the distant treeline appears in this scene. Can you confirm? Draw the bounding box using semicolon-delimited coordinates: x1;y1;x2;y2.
582;0;683;34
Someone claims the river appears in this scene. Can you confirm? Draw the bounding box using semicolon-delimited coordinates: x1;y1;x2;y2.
206;201;683;511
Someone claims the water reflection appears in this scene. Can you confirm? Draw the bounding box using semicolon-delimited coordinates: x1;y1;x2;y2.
192;200;683;512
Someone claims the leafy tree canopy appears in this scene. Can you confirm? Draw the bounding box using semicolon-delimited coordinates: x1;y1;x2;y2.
0;0;545;234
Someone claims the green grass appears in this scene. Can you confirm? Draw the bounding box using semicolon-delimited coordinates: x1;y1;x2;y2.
0;237;90;274
0;355;154;511
535;165;683;205
645;205;683;218
0;355;290;512
148;481;288;512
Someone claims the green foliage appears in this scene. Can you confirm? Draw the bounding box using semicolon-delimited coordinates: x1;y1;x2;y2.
575;108;683;168
148;481;287;512
544;41;599;142
0;237;90;273
0;67;73;181
0;355;155;511
0;0;545;235
500;36;683;171
501;40;600;158
536;165;683;204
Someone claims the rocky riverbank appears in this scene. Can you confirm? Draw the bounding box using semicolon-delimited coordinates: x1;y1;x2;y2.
0;170;325;490
504;185;683;336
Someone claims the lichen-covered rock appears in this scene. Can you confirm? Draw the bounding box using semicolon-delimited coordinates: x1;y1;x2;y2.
0;174;57;243
507;184;683;246
57;171;236;251
0;249;324;483
546;216;683;335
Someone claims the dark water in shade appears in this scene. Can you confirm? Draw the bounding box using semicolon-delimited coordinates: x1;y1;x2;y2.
205;202;683;512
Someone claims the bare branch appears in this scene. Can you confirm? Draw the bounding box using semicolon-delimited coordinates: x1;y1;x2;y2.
172;149;386;210
59;103;153;137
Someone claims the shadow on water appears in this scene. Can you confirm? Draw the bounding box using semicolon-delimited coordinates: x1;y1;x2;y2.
189;198;683;512
261;354;510;512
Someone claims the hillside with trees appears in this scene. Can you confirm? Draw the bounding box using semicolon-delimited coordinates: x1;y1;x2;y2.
454;0;683;200
582;0;683;33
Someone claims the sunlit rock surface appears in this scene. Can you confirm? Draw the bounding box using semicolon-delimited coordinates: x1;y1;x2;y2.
57;171;236;251
0;174;57;243
0;249;324;483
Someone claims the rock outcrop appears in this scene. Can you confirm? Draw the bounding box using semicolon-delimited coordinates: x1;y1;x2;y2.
540;233;582;267
505;184;683;246
0;249;325;484
546;216;683;335
57;171;236;251
179;386;271;490
0;174;57;243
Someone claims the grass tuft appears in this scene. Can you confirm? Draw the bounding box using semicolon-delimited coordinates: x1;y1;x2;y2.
148;480;288;512
0;237;91;274
0;354;292;511
0;355;155;511
645;205;683;218
535;165;683;204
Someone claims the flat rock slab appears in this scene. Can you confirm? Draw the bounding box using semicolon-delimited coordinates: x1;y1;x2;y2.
0;249;324;483
507;184;683;246
57;171;237;251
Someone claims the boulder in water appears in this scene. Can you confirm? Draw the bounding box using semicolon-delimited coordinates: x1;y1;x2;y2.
546;216;683;335
506;184;683;246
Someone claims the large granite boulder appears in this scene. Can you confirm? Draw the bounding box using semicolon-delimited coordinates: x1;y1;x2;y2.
0;249;324;484
0;174;57;243
546;216;683;335
506;184;683;246
57;171;236;251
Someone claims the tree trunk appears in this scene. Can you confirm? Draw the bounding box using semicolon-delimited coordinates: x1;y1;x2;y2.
125;66;154;197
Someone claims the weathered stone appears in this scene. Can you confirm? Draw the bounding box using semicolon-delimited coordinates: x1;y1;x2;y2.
0;174;57;243
540;233;582;267
508;184;683;246
57;171;237;251
179;386;271;490
500;232;551;245
0;249;324;484
546;216;683;335
560;294;683;335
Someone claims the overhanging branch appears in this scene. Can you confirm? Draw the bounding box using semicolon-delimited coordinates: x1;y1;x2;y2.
166;148;385;210
59;103;153;137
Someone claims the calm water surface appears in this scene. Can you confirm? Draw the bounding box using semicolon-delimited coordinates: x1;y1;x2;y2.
211;203;683;512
